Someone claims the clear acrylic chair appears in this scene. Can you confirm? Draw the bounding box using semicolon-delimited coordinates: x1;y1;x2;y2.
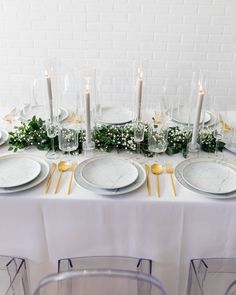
33;269;167;295
187;258;236;295
0;255;29;295
58;256;152;275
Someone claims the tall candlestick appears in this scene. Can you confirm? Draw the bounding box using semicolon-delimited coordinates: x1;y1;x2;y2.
45;71;54;122
85;83;91;144
191;82;204;146
137;69;143;121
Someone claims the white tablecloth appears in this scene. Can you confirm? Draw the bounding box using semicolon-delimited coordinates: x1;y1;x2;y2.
0;145;236;295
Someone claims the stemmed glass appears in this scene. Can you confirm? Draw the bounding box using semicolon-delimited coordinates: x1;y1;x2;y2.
46;118;59;159
58;123;79;161
148;125;168;163
134;121;145;155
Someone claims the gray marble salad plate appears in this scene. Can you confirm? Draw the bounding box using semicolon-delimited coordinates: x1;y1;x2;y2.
182;160;236;194
0;156;41;188
74;157;146;196
0;154;49;194
97;106;133;125
175;157;236;199
0;130;2;140
81;157;138;189
225;143;236;154
0;130;9;146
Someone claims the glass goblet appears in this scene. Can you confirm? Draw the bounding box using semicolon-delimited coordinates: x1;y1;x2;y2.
148;126;168;163
58;124;79;161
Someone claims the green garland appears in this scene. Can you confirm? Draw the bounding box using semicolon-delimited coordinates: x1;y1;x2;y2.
8;116;224;156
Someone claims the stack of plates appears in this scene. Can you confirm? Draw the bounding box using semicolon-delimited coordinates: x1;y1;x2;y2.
19;105;69;122
97;106;133;125
74;156;146;196
175;157;236;199
0;154;49;194
0;130;9;146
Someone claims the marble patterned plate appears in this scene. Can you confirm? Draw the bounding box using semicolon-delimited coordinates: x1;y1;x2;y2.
81;157;138;189
225;143;236;154
175;157;236;199
0;154;49;194
0;130;2;140
97;106;133;125
0;130;9;146
0;156;41;188
74;157;146;196
171;109;211;125
182;160;236;194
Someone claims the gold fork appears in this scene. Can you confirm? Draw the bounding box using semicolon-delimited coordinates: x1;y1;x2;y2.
166;164;176;197
67;162;77;194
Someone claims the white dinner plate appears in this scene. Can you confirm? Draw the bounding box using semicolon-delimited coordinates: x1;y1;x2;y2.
81;157;138;189
97;106;133;125
74;157;146;196
175;157;236;199
0;154;49;194
171;108;211;125
19;106;68;122
182;160;236;194
0;156;41;188
0;130;9;146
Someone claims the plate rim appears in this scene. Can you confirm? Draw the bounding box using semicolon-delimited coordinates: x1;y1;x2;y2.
0;129;9;146
74;157;146;196
0;156;41;188
0;153;50;194
171;110;211;125
80;156;139;189
97;106;134;124
175;157;236;199
182;159;236;194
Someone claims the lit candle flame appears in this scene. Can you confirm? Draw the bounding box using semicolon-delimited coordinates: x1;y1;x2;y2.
198;81;204;94
138;68;143;79
44;71;49;78
85;77;90;92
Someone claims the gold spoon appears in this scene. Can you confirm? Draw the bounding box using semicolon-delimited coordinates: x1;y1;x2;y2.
166;164;176;197
151;163;163;198
54;161;70;194
45;163;57;193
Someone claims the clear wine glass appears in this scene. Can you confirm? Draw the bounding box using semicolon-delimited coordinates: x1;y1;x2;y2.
148;126;168;163
58;123;79;161
134;121;145;155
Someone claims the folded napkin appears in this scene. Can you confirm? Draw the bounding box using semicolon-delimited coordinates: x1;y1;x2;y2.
2;107;17;123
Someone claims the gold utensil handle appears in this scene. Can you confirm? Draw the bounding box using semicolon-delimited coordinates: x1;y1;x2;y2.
146;174;151;196
67;171;74;194
156;175;160;198
45;166;56;193
170;174;176;197
55;172;63;194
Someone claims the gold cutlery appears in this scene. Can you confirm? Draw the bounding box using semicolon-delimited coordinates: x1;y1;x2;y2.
145;164;151;196
45;163;57;193
219;114;232;131
67;162;77;195
54;161;70;194
151;164;163;198
166;164;176;197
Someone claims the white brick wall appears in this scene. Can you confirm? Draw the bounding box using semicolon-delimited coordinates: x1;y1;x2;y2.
0;0;236;107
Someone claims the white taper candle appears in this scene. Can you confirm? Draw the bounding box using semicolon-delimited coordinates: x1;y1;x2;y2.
191;83;204;145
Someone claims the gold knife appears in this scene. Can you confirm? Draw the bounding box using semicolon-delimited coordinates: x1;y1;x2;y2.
145;164;151;196
45;163;57;193
67;162;77;195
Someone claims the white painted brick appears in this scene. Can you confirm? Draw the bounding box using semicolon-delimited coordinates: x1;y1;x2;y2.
0;0;236;104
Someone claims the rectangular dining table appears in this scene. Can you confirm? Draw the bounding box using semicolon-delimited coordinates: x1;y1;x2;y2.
0;145;236;295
